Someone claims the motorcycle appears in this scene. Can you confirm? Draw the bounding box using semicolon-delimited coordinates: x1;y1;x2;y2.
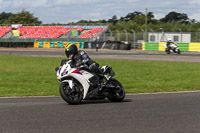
163;43;181;54
55;60;125;104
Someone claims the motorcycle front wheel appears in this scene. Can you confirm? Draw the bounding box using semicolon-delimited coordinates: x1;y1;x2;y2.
107;78;125;102
59;80;83;105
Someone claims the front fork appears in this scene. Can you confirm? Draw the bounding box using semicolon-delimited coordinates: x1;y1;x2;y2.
62;80;74;90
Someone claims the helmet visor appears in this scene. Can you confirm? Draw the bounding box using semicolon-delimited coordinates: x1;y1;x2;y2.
65;51;73;58
68;54;73;59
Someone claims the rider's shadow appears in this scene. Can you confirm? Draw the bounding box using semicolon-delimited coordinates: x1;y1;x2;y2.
80;98;132;105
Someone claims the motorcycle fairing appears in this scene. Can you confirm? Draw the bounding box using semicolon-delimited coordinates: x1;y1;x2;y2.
72;69;83;75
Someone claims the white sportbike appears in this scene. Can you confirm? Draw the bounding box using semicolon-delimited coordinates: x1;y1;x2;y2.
55;60;125;104
163;43;181;54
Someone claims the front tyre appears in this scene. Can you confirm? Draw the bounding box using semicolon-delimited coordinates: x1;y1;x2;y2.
59;80;83;105
107;78;125;102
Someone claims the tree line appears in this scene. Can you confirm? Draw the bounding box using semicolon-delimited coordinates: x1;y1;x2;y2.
0;10;41;25
1;10;200;33
75;11;200;33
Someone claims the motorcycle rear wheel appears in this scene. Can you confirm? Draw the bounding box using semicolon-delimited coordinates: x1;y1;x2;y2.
59;80;83;105
166;48;170;54
107;78;125;102
177;49;181;54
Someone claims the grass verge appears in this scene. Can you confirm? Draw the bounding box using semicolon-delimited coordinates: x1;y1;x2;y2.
0;55;200;97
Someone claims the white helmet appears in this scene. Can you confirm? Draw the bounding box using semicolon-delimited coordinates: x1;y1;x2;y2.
168;38;172;42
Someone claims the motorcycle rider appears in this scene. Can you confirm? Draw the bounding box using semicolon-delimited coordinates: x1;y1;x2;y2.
166;38;174;50
64;44;99;72
63;44;101;89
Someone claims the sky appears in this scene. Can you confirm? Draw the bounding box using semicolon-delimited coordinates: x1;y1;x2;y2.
0;0;200;24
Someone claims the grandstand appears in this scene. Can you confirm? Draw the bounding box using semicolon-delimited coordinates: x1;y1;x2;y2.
0;26;12;38
0;25;108;40
0;25;131;50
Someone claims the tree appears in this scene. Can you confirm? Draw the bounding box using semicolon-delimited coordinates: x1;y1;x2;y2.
77;20;90;23
0;12;13;24
160;11;189;23
122;11;144;21
4;10;42;24
133;15;145;25
108;15;118;24
147;12;154;19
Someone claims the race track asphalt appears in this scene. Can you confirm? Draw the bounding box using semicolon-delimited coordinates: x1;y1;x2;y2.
0;92;200;133
1;48;200;133
1;48;200;62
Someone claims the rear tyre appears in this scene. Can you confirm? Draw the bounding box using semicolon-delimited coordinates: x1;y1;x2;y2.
59;80;83;105
177;49;181;54
107;78;125;102
166;48;170;54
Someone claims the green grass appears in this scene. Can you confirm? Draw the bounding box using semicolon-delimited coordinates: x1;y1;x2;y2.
96;59;200;93
1;55;200;97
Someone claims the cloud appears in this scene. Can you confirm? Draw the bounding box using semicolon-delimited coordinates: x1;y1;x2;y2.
154;13;165;20
189;13;200;21
1;0;200;23
54;0;108;6
127;0;138;2
188;0;200;4
1;0;48;8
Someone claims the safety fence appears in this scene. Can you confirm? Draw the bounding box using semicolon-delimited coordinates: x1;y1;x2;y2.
142;42;200;52
33;41;131;50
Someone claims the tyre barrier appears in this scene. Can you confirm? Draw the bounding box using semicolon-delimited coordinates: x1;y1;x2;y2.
0;42;33;48
0;41;130;50
84;41;131;50
34;41;131;50
34;41;83;49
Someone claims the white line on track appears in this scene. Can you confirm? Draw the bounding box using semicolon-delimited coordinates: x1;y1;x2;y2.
126;90;200;95
0;90;200;99
0;96;59;99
